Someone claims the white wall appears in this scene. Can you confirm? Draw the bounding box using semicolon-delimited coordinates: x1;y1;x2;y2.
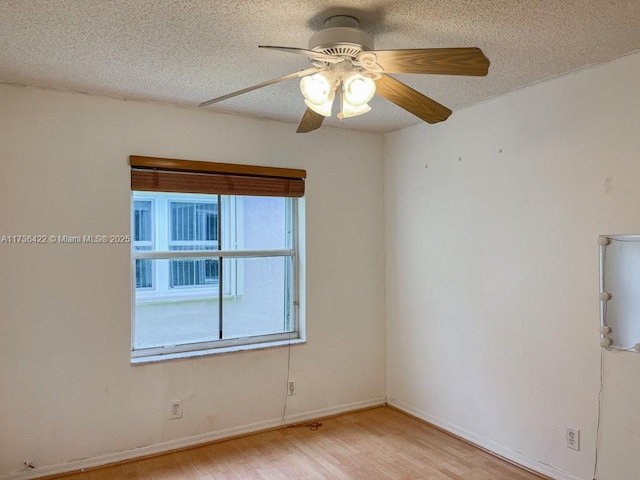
384;52;640;480
0;85;386;476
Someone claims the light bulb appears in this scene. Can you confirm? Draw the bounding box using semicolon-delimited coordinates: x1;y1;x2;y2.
300;72;337;105
342;72;376;106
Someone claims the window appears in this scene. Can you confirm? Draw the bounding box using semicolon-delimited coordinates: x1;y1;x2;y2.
130;156;305;361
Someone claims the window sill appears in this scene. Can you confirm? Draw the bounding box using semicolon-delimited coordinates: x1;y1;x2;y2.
135;294;240;305
131;338;306;365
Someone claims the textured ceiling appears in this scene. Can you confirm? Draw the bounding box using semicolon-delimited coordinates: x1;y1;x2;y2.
1;0;639;133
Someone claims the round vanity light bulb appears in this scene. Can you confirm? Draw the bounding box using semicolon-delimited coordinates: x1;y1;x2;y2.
300;72;336;105
598;236;611;246
342;72;376;106
599;326;611;335
599;292;611;301
600;337;612;347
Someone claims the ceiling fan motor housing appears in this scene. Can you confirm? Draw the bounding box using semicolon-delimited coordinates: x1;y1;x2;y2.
309;16;374;58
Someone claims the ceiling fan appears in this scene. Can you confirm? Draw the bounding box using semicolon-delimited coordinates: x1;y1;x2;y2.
198;15;490;133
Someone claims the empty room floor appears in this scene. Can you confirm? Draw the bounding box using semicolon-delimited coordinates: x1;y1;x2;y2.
51;407;544;479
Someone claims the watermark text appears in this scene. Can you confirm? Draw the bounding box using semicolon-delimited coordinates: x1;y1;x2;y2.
0;234;131;244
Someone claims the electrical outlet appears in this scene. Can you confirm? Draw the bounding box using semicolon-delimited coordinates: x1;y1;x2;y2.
288;380;296;396
566;426;580;450
169;400;182;419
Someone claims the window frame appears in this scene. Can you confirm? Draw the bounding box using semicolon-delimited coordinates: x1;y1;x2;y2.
130;198;300;359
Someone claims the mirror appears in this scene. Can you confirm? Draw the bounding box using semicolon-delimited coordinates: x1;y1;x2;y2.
600;235;640;351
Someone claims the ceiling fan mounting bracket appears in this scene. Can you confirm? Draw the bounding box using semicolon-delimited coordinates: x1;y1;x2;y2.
309;15;374;58
322;15;360;29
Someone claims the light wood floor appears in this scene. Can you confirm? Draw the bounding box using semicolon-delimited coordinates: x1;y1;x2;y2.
52;407;545;480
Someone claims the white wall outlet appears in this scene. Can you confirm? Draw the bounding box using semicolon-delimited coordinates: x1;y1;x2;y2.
169;400;182;419
566;426;580;450
288;380;296;396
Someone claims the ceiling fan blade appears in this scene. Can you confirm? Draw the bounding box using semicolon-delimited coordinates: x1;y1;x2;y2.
296;108;325;133
259;46;343;64
198;67;320;107
375;74;452;124
372;47;490;76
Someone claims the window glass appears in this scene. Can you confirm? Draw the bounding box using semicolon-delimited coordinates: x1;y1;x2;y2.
133;259;220;349
222;256;293;339
224;196;291;251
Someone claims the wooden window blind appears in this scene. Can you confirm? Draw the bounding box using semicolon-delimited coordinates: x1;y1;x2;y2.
130;156;306;197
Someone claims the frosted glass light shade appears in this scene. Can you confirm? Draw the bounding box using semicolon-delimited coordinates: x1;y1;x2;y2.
304;95;335;117
342;72;376;106
338;101;371;119
300;72;337;105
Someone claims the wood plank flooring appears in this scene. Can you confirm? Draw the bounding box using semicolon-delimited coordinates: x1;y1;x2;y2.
51;407;545;480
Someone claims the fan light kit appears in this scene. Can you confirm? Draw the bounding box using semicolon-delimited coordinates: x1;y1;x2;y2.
301;69;376;119
199;15;490;133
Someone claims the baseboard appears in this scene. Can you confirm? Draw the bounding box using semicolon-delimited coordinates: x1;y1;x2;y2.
1;397;386;480
387;400;583;480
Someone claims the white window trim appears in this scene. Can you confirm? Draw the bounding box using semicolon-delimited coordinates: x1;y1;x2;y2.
131;338;306;365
